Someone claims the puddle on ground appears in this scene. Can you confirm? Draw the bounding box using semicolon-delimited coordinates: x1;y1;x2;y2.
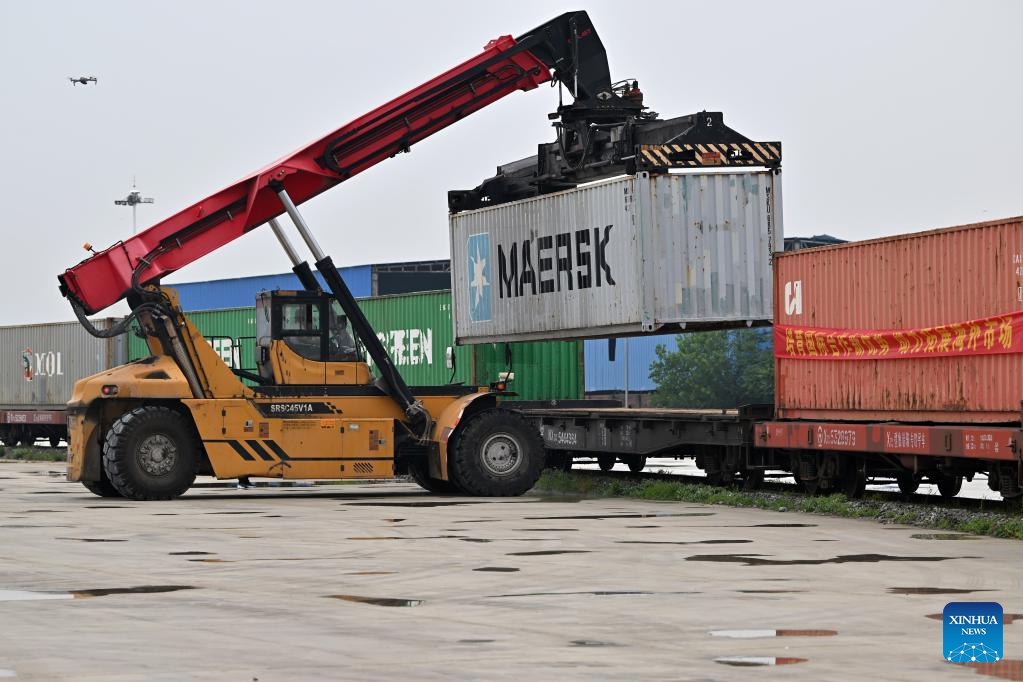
525;513;714;520
346;571;396;576
451;519;502;524
710;629;836;638
85;506;128;509
715;656;807;667
505;550;591;556
205;511;263;515
56;538;126;543
328;595;422;607
474;567;520;572
169;551;213;556
0;585;193;601
72;586;194;598
814;539;838;542
625;525;661;529
347;535;463;541
152;513;179;516
927;613;1022;624
570;640;622;647
490;590;696;598
386;519;406;523
687;554;973;567
617;539;752;546
21;510;66;513
910;533;980;540
345;501;486;508
736;589;805;594
753;523;817;528
460;538;492;543
457;639;495;644
189;558;232;563
889;587;993;595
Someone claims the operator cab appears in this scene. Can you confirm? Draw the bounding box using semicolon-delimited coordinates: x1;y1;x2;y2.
255;290;369;385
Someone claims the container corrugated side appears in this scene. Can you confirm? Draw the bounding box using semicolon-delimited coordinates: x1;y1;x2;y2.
450;171;780;344
775;215;1023;423
0;319;126;409
359;291;470;387
361;291;583;399
128;308;257;372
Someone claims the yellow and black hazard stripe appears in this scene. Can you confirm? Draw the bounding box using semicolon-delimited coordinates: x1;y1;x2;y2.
638;142;781;169
206;439;391;462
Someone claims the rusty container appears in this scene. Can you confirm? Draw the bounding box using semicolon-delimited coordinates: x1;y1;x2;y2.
774;216;1023;423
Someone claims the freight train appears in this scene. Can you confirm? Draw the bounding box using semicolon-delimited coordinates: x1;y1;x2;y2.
530;216;1023;506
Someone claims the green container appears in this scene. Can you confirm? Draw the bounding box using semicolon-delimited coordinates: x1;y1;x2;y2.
129;290;582;400
361;290;582;399
359;290;470;387
127;307;258;372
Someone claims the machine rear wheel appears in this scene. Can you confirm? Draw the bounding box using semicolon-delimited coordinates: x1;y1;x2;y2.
448;409;544;496
597;455;616;472
407;459;463;494
102;406;198;501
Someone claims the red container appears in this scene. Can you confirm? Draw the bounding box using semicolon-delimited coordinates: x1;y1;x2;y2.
774;216;1023;423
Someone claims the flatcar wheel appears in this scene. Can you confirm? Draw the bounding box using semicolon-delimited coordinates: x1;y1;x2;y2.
741;468;765;491
626;455;646;473
896;473;921;494
839;462;866;499
597;455;616;472
49;436;61;448
934;474;963;499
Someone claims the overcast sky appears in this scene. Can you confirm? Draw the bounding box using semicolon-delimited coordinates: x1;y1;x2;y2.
1;0;1020;325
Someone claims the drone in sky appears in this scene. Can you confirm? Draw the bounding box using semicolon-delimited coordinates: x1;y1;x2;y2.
69;76;97;86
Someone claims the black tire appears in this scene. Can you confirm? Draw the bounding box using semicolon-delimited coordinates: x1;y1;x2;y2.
545;450;573;471
626;455;646;473
597;454;616;472
741;468;765;491
82;478;123;498
407;458;463;494
840;462;867;499
448;409;544;496
102;406;198;501
897;473;921;494
935;474;963;499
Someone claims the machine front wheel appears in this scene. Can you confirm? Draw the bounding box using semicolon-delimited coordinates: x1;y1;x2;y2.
448;409;544;496
102;406;198;501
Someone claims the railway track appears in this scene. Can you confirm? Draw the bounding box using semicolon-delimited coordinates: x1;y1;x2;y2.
562;461;1022;513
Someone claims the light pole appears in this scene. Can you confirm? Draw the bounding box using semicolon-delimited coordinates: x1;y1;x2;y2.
114;180;154;233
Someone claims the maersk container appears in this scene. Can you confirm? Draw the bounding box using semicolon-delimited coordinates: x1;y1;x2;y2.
774;215;1023;423
0;319;126;409
450;170;781;344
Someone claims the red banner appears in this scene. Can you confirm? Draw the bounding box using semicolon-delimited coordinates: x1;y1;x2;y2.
774;310;1023;360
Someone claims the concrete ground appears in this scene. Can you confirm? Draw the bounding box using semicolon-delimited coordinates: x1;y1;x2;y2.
0;461;1020;682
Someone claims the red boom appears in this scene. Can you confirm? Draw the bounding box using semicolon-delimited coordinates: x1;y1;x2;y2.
59;35;551;315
